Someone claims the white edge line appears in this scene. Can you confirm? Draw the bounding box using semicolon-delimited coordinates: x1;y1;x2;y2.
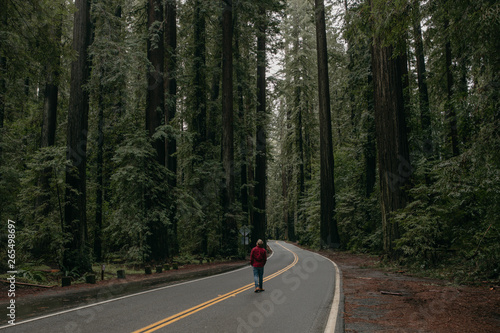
291;244;343;333
0;248;275;330
322;255;343;333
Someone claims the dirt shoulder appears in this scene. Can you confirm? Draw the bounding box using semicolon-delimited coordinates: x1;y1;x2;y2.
317;249;500;333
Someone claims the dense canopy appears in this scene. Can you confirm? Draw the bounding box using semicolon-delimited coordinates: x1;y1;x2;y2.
0;0;498;282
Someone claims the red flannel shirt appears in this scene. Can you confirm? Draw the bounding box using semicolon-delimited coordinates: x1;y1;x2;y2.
250;246;267;268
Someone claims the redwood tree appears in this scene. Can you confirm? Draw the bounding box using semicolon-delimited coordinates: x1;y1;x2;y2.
253;3;268;248
146;0;165;165
314;0;340;248
38;10;63;215
222;0;238;254
64;0;92;274
443;11;459;157
145;0;168;260
370;0;411;255
412;0;433;159
165;0;178;255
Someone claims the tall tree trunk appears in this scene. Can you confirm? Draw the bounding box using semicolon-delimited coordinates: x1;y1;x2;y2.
0;54;5;131
314;0;340;249
94;83;104;262
37;12;63;215
165;0;178;255
94;2;125;263
0;56;5;166
444;15;459;157
41;76;59;149
64;0;92;274
412;0;433;159
208;53;221;146
289;22;301;243
192;0;209;254
343;0;357;134
0;2;5;132
147;0;165;165
364;65;376;197
193;0;207;144
296;105;305;197
247;130;255;237
304;104;313;183
253;5;267;248
370;35;411;255
234;8;249;223
295;90;305;234
283;103;293;241
222;0;238;255
145;0;167;261
457;58;469;145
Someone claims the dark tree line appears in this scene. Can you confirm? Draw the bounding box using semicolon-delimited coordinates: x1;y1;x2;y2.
0;0;498;282
268;0;498;281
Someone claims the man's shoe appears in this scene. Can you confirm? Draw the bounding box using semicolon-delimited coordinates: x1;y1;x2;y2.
258;288;265;292
254;288;260;293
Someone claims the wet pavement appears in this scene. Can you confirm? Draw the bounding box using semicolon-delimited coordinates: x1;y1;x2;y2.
0;262;247;325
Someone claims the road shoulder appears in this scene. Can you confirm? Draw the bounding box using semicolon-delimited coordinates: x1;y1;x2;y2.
316;250;499;333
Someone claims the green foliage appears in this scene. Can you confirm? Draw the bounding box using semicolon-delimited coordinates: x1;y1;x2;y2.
388;0;500;280
176;153;224;255
296;166;321;249
369;0;411;53
394;121;500;280
107;130;169;262
336;179;382;252
16;146;68;263
0;131;23;226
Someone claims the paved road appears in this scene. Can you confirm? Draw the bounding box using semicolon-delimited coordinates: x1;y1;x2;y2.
1;241;342;332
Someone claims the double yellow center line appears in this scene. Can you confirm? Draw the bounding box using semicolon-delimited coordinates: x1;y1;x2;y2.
132;242;299;333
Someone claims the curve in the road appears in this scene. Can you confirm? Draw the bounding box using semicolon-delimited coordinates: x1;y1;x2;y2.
132;242;299;333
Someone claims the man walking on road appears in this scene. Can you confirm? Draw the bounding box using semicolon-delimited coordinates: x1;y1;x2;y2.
250;239;267;292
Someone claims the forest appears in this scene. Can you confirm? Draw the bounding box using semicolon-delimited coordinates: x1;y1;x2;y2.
0;0;498;282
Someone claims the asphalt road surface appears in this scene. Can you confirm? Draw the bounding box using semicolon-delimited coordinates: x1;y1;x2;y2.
1;241;342;333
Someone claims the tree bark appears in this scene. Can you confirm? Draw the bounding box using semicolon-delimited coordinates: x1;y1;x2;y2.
41;80;58;149
208;52;221;146
234;7;249;223
165;0;178;255
64;0;92;274
146;0;165;165
37;11;63;215
283;102;293;241
371;38;411;255
314;0;340;248
94;83;104;262
364;65;376;197
444;15;459;157
0;54;5;131
294;91;305;234
222;0;238;254
253;5;268;249
193;0;207;144
0;3;6;132
191;0;210;255
0;55;5;167
292;30;303;241
412;0;433;159
41;46;60;150
145;0;168;261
